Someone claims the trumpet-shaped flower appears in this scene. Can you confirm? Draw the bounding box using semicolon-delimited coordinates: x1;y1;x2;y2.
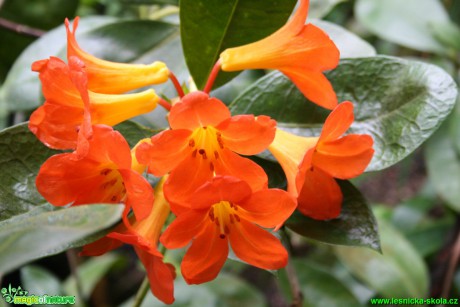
36;124;153;221
65;17;169;94
29;56;159;150
160;176;296;284
136;91;276;212
81;178;175;304
219;0;339;109
269;101;374;219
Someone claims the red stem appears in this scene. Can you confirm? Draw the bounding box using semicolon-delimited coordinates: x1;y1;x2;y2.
169;71;185;98
158;98;172;111
203;59;221;94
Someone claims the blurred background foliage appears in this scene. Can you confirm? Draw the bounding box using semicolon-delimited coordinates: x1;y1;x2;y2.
0;0;459;306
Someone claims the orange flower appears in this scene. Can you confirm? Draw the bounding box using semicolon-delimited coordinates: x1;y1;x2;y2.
219;0;339;109
65;17;169;94
81;178;175;304
136;91;276;212
29;56;159;150
269;101;374;219
36;124;153;221
160;176;296;284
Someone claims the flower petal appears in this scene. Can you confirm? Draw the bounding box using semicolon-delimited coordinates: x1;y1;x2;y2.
160;210;208;249
79;236;123;256
282;68;337;110
119;169;154;221
29;104;82;150
296;165;342;220
136;248;176;305
163;154;214;214
187;176;252;210
319;101;354;142
229;219;287;270
168;91;230;130
214;149;268;192
218;115;276;155
136;129;192;176
238;189;296;228
181;221;228;284
314;135;374;179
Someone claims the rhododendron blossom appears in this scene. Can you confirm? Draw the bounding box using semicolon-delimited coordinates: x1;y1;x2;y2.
81;178;175;304
219;0;339;109
65;17;169;94
136;91;276;212
160;176;296;284
29;56;159;150
269;101;374;219
36;124;153;221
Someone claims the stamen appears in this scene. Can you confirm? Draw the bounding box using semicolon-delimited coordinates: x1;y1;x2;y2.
209;208;215;221
100;168;111;176
189;139;195;147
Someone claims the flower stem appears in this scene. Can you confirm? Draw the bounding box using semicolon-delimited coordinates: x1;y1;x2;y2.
132;276;150;307
169;72;185;98
280;228;303;307
158;98;172;111
203;59;221;94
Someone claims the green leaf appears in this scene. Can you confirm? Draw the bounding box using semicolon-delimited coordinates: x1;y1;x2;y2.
334;212;429;299
21;265;62;297
0;203;123;274
230;56;458;171
180;0;296;90
114;120;157;147
355;0;449;54
278;260;362;307
425;117;460;212
0;123;56;221
0;16;117;112
121;272;265;307
310;19;376;58
120;0;178;4
308;0;347;19
0;17;179;112
63;253;123;300
286;180;380;251
430;21;460;51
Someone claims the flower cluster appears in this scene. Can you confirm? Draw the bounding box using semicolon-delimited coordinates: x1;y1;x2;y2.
30;0;374;304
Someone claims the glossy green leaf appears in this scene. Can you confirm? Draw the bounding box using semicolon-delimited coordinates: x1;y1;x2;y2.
334;212;429;298
230;56;458;171
278;260;362;307
121;272;265;307
0;17;179;112
63;253;122;300
286;180;380;251
355;0;449;54
308;0;347;19
0;123;56;221
21;265;62;297
425;118;460;212
311;19;376;58
180;0;296;90
0;203;123;274
0;16;117;112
